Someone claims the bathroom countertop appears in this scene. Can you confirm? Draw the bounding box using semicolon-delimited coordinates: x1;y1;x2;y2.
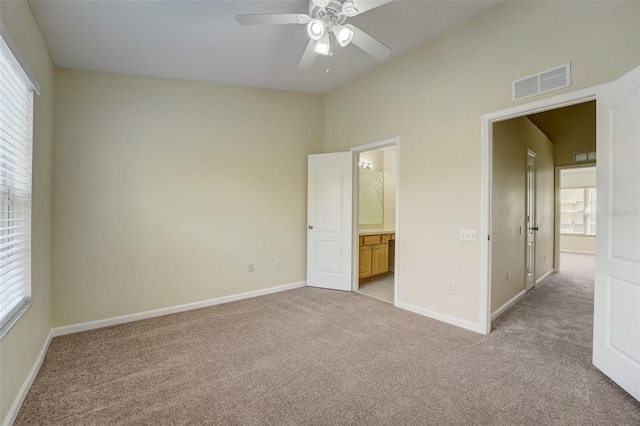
358;229;395;236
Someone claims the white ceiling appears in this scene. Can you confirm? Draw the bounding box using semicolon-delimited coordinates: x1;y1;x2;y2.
29;0;502;94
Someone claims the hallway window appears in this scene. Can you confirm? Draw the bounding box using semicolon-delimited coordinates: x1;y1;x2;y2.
560;187;596;236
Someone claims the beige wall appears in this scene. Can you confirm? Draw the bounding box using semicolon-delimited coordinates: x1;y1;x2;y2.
529;101;596;167
0;0;55;423
324;1;639;323
533;121;555;283
561;235;596;254
491;117;554;312
52;69;323;326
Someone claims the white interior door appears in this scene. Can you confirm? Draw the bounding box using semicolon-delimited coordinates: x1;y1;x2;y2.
593;66;640;401
526;150;537;290
307;152;352;291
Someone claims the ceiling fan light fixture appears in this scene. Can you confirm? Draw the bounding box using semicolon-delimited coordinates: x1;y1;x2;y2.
314;33;331;56
341;1;358;17
307;19;325;40
333;24;354;47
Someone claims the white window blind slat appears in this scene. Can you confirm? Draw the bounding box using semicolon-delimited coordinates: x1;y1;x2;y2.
0;54;29;89
0;65;29;106
0;148;32;169
0;34;33;332
0;284;27;304
0;294;26;329
0;217;31;224
0;83;30;114
0;115;32;149
0;96;30;129
0;163;31;183
0;271;29;295
1;286;27;315
0;231;26;241
0;166;31;185
0;78;30;107
1;271;29;295
0;251;28;269
0;169;31;188
1;123;32;151
0;258;27;277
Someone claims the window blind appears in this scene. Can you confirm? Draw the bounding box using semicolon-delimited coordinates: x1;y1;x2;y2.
0;38;33;330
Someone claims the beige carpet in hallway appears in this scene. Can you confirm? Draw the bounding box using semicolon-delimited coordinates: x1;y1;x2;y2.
15;254;640;424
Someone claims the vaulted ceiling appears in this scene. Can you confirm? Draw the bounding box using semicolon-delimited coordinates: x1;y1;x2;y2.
29;0;501;93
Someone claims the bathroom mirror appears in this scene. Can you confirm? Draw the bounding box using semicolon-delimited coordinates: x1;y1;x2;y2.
359;168;384;225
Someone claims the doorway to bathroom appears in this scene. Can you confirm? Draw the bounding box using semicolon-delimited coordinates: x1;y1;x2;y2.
352;140;398;304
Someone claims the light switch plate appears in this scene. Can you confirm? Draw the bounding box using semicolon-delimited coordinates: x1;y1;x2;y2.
460;229;477;242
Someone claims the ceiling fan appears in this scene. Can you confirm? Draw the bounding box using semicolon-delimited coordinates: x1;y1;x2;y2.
236;0;393;70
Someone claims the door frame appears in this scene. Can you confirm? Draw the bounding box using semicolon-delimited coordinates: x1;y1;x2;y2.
525;149;537;291
350;136;401;305
480;84;603;334
554;164;597;273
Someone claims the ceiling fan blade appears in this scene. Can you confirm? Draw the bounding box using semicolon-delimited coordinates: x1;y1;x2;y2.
350;26;391;60
343;0;393;17
236;14;310;25
298;39;318;70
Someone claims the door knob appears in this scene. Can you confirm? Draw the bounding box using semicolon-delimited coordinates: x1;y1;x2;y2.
530;226;539;231
308;225;313;229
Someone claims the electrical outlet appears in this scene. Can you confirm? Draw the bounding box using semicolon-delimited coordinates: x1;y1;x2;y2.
447;282;455;294
275;259;281;268
507;272;511;283
459;229;477;242
248;263;254;272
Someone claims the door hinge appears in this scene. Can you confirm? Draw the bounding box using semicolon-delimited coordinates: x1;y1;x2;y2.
488;234;491;241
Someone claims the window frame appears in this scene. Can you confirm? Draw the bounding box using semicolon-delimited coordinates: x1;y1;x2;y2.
560;186;596;237
0;31;39;339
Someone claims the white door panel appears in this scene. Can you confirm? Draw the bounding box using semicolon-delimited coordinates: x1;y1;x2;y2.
593;65;640;401
307;152;352;291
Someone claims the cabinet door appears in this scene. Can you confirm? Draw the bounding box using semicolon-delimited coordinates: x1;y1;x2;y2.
359;245;372;278
372;244;388;276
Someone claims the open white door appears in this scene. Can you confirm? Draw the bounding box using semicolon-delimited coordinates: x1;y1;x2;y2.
525;150;537;291
307;152;352;291
593;66;640;401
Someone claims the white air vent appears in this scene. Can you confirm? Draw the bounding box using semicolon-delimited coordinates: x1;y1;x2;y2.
512;63;571;101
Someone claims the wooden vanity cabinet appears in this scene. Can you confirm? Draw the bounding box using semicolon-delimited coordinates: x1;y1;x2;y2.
359;245;372;279
359;233;394;282
371;244;388;276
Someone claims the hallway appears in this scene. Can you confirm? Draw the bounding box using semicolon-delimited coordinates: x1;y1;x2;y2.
493;253;594;338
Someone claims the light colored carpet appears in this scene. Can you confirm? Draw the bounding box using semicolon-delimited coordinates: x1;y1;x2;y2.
357;272;394;303
15;254;640;424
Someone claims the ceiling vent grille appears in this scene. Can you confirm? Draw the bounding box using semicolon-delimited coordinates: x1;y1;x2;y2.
512;63;571;101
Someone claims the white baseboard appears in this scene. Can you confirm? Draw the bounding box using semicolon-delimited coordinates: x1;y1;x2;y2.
560;249;595;255
2;330;53;426
536;269;555;284
491;289;527;322
52;281;306;337
395;301;483;334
